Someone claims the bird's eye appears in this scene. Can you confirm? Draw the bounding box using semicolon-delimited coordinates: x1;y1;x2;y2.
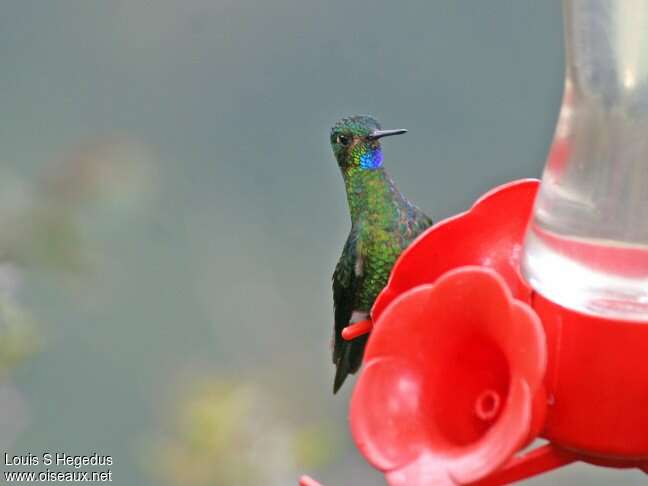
337;135;350;146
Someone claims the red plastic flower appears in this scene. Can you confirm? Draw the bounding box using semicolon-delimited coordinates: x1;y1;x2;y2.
350;267;547;485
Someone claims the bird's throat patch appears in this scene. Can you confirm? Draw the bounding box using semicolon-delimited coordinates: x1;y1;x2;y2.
359;147;383;170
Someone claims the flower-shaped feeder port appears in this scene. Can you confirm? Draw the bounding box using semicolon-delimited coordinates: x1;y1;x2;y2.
350;266;548;485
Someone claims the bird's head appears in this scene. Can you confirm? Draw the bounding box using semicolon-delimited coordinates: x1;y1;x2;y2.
330;115;407;171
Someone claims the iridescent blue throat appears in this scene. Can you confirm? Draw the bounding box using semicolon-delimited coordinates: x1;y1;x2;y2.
359;147;383;170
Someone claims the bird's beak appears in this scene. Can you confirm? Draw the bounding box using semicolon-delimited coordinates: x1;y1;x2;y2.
368;128;408;140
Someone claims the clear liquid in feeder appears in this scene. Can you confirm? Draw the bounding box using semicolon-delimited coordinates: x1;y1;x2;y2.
522;0;648;320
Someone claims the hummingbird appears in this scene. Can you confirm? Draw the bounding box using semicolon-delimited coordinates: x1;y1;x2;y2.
330;115;433;393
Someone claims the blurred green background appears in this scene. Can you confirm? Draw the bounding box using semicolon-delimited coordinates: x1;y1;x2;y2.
1;0;645;484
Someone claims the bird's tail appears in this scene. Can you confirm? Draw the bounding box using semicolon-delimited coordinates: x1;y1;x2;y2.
333;335;368;394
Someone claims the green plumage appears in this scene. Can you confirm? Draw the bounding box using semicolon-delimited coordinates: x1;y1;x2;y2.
330;115;433;393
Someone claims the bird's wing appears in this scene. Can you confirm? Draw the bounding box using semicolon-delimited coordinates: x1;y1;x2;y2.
414;212;433;235
332;233;362;366
407;202;433;236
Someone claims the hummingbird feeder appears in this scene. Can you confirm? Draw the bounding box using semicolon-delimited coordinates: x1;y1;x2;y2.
303;0;648;483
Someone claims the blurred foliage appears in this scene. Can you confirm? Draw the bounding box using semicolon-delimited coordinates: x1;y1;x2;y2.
144;377;337;486
0;138;154;375
0;292;38;376
0;139;154;272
